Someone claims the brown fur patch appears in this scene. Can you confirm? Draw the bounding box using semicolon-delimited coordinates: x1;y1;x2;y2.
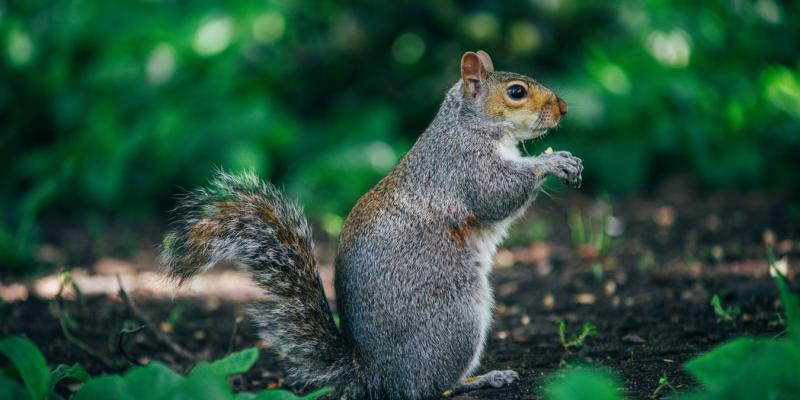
339;169;401;249
180;201;241;269
211;197;316;298
249;195;315;276
179;219;215;272
448;214;478;246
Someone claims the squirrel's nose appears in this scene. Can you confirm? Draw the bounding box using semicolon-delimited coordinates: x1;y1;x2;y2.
557;97;568;116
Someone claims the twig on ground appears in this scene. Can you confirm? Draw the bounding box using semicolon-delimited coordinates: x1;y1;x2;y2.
227;315;244;354
116;275;198;362
117;325;147;366
227;315;246;391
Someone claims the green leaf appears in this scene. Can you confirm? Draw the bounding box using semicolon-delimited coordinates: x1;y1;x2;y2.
0;376;30;400
208;347;258;376
296;387;333;400
73;375;134;400
682;337;800;399
49;363;90;390
684;337;756;391
123;362;183;400
235;390;297;400
236;387;333;400
0;336;49;400
168;363;233;400
68;350;263;400
542;366;622;400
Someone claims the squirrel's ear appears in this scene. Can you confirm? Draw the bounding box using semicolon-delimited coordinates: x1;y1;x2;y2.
475;50;494;73
461;51;491;98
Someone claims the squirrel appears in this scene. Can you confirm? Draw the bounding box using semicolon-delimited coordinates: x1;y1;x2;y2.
160;50;582;399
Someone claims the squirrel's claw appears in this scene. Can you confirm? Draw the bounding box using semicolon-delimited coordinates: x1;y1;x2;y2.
537;151;582;189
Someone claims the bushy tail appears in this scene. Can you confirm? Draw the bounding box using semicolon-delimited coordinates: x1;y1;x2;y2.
160;170;354;389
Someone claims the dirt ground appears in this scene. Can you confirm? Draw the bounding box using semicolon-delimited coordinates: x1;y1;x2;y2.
2;186;798;399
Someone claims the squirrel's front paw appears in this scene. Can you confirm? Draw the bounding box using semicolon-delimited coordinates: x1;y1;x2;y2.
535;151;583;188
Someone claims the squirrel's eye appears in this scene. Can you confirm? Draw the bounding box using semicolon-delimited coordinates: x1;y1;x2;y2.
506;84;527;100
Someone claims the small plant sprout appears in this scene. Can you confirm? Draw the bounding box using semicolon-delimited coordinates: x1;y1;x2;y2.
637;250;656;272
558;321;599;352
710;294;740;323
569;196;617;262
649;372;677;399
592;262;604;281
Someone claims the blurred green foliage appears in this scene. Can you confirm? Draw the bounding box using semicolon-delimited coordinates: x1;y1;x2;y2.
0;337;331;399
542;366;622;400
1;0;799;271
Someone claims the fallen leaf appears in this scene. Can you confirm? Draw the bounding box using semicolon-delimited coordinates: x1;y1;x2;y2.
622;333;646;344
543;293;555;310
575;293;596;305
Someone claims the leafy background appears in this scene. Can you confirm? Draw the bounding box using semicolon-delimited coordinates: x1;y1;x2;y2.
2;0;799;271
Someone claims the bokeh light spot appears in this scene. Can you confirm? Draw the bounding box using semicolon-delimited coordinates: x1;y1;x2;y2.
193;17;234;56
391;32;425;65
7;28;33;66
252;12;285;44
366;141;396;171
756;0;781;24
321;212;344;236
509;21;541;55
762;66;800;118
617;2;650;31
146;43;177;85
646;29;691;68
597;63;631;95
330;14;366;52
464;12;499;41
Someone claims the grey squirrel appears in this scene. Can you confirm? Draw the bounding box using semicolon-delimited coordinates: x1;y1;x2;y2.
161;50;582;399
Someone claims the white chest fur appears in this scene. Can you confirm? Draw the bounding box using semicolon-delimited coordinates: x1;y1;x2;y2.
463;199;532;377
496;135;524;162
470;207;527;275
462;136;540;377
462;207;529;377
484;135;539;275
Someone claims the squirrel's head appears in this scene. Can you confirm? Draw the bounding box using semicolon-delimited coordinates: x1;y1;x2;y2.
460;51;567;141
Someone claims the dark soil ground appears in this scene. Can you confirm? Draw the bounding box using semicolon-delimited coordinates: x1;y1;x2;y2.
2;187;798;399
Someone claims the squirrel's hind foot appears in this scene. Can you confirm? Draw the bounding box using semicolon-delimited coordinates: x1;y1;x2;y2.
444;370;519;396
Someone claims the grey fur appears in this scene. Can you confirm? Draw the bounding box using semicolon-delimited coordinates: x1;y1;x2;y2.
335;76;580;399
160;171;354;389
161;65;582;399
